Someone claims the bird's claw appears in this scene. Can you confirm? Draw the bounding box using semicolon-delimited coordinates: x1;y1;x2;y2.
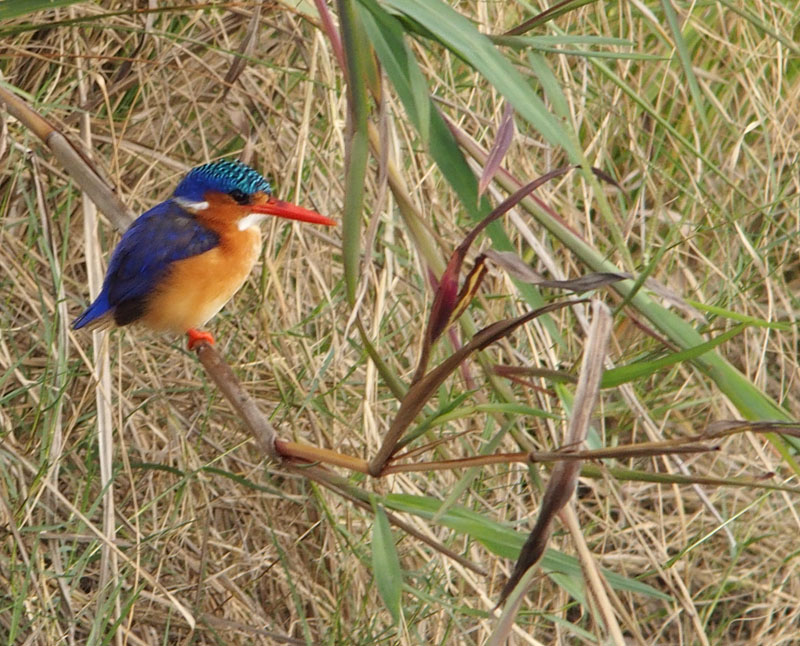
187;328;214;350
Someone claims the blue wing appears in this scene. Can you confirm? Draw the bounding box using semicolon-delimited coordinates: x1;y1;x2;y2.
73;200;219;329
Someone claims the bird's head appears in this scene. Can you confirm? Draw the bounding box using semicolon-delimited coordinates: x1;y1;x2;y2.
173;159;334;229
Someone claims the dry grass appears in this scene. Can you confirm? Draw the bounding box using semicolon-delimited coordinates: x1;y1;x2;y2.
1;1;799;644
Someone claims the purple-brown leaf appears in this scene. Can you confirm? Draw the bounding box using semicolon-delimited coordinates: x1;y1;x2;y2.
412;166;619;385
478;103;515;197
369;299;587;476
498;301;612;605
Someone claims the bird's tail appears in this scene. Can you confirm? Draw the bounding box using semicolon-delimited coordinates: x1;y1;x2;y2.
73;292;113;330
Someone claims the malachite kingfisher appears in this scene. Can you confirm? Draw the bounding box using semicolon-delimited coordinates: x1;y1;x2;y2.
73;159;335;349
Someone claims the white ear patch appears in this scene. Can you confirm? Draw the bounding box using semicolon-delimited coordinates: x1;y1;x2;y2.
237;213;268;231
174;197;209;211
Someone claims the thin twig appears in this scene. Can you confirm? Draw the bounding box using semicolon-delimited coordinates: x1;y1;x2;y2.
383;443;715;474
275;439;369;473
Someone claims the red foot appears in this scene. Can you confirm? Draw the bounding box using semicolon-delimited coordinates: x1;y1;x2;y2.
187;328;214;350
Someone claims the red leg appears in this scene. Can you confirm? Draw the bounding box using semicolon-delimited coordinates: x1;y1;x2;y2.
187;328;214;350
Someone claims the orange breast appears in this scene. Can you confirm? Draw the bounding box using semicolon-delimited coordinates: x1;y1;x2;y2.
140;227;261;333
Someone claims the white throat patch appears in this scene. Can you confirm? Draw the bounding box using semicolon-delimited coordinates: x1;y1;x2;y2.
237;213;269;231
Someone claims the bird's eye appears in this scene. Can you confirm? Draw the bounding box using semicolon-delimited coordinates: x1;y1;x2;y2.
229;189;249;205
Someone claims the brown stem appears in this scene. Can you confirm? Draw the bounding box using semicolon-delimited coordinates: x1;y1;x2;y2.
275;439;370;473
0;84;53;140
193;342;278;460
0;84;134;231
383;453;529;475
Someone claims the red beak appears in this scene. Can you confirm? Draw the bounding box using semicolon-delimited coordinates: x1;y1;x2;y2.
252;197;336;226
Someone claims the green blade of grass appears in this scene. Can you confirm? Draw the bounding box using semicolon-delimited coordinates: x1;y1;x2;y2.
601;323;747;388
684;300;793;329
371;502;403;624
493;35;665;61
526;52;570;119
506;35;638;47
380;0;581;163
428;402;560;427
0;0;84;19
660;0;709;130
338;0;371;304
384;493;672;602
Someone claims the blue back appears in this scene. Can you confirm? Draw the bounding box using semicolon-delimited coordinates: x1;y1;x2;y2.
173;160;272;203
73;200;219;328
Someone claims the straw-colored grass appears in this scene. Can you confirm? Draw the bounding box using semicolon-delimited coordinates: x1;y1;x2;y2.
1;1;798;644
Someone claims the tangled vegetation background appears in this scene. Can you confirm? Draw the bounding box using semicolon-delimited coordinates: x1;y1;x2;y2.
1;1;798;644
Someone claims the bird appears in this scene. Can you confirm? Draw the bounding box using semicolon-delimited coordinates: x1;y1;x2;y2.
73;159;335;349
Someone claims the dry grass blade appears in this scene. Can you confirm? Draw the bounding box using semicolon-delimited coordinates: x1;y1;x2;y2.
498;300;612;605
222;0;263;95
72;37;121;635
493;364;577;384
380;443;714;477
529;442;716;462
703;420;800;438
502;0;595;35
